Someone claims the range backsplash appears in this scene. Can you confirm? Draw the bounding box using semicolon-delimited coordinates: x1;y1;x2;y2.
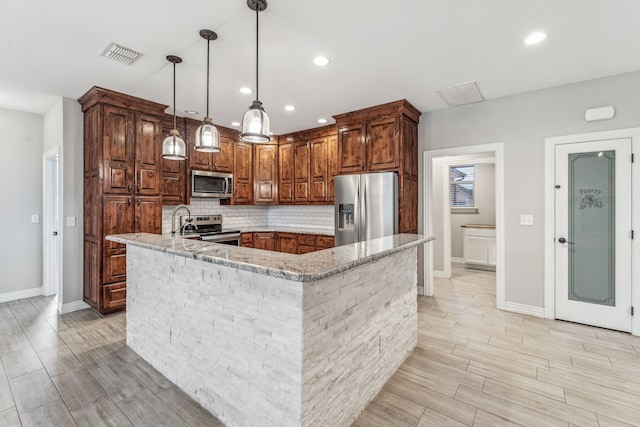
162;200;334;234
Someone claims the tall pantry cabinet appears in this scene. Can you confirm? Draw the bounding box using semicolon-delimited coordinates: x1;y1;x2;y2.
79;87;167;314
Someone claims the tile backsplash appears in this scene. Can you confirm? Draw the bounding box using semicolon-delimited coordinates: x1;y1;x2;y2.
162;200;334;234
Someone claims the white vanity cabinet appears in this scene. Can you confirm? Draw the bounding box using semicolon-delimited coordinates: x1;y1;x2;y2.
462;225;496;270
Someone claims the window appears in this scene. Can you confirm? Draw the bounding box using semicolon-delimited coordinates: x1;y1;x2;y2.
450;165;477;213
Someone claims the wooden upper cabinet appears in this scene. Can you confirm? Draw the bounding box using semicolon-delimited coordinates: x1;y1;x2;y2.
213;137;234;173
327;134;338;203
367;116;399;171
103;106;134;194
294;141;310;203
309;137;328;202
254;143;278;204
230;141;253;205
135;114;162;195
278;142;294;204
160;116;187;205
337;123;366;174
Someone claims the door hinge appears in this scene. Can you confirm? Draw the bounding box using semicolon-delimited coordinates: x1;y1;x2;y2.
632;230;635;239
632;153;635;163
632;306;635;316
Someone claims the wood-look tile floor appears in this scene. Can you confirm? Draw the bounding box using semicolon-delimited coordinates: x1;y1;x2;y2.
2;265;640;426
354;265;640;427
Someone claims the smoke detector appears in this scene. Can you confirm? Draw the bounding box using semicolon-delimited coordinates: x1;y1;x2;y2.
437;81;484;107
101;42;141;65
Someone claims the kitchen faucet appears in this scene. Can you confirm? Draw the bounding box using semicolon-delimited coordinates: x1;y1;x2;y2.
171;204;196;236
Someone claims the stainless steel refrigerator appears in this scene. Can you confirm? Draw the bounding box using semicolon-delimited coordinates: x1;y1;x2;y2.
335;172;398;246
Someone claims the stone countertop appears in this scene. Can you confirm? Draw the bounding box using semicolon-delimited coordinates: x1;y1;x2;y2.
171;226;334;239
107;233;433;282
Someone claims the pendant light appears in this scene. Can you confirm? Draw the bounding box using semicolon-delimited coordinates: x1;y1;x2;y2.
195;29;221;152
162;55;187;160
240;0;271;143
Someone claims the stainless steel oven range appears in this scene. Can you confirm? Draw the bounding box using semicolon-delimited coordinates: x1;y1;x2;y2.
179;214;241;246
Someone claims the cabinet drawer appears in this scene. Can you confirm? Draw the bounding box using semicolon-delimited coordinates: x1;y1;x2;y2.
316;235;334;249
297;234;316;246
103;282;126;311
298;244;316;254
241;233;254;244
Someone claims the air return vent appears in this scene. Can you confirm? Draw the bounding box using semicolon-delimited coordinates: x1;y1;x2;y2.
101;42;140;65
437;81;484;107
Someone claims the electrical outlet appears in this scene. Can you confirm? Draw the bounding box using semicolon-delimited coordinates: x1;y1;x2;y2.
520;214;534;226
31;214;40;224
67;216;76;227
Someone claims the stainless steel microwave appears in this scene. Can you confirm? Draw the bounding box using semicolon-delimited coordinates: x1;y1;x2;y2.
191;170;233;198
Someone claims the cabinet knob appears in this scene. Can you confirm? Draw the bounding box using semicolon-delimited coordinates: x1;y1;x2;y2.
128;184;132;192
136;184;140;192
136;197;140;206
127;198;131;206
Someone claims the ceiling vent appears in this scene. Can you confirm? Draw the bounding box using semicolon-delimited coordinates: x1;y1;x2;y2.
437;81;484;107
101;42;141;65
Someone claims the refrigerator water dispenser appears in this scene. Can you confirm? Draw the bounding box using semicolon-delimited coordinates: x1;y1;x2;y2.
338;204;355;230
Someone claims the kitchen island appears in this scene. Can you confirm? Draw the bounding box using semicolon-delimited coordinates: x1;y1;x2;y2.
106;232;432;427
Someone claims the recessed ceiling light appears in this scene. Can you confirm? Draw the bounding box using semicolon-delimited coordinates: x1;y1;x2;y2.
184;110;198;115
231;121;240;127
524;31;547;45
313;56;330;66
318;118;328;124
239;87;253;94
284;105;295;112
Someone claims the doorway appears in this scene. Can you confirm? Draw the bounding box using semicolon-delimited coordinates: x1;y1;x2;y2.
423;142;506;310
43;147;62;309
545;128;640;335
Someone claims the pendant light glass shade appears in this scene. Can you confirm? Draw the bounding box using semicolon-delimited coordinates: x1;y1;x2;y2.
240;0;271;143
162;55;187;160
195;29;221;152
241;100;270;143
163;129;187;160
196;117;221;152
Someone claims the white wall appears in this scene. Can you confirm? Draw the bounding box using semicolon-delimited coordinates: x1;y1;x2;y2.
420;70;640;308
0;107;44;296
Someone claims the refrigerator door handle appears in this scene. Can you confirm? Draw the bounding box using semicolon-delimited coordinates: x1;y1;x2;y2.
361;180;367;241
354;183;360;241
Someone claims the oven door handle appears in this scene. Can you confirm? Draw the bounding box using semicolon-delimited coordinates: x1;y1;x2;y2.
224;178;230;195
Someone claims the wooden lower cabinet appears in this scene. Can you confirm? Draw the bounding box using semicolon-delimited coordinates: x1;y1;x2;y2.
103;282;127;312
297;233;316;254
241;233;254;247
277;233;298;254
316;235;335;250
254;232;277;251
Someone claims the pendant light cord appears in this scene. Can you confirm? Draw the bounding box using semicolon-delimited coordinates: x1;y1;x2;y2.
206;39;210;117
255;6;259;101
172;62;177;130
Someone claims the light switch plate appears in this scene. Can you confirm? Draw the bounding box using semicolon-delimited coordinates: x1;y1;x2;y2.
31;214;40;224
67;216;76;227
520;214;534;226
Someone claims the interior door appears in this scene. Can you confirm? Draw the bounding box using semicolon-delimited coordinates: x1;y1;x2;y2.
555;139;632;332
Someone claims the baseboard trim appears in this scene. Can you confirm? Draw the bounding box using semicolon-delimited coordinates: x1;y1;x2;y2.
0;286;43;303
433;270;447;278
504;301;545;318
61;300;91;314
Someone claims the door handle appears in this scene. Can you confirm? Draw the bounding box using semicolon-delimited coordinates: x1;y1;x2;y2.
558;237;574;244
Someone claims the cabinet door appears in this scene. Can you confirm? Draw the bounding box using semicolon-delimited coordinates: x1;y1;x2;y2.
338;123;366;173
278;143;294;204
487;238;497;266
327;134;338;203
310;137;328;202
161;116;187;204
254;144;278;204
233;141;253;204
212;136;234;172
103;106;134;194
316;235;335;249
463;236;489;265
294;141;310;203
103;195;133;283
134;196;162;234
241;232;254;247
187;119;213;171
254;232;276;251
367;116;399;171
135;114;162;195
277;233;297;254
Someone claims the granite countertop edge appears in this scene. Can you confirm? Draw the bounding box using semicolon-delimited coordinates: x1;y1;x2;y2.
108;233;434;282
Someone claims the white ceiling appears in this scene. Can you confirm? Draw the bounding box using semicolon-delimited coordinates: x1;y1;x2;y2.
1;0;639;134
